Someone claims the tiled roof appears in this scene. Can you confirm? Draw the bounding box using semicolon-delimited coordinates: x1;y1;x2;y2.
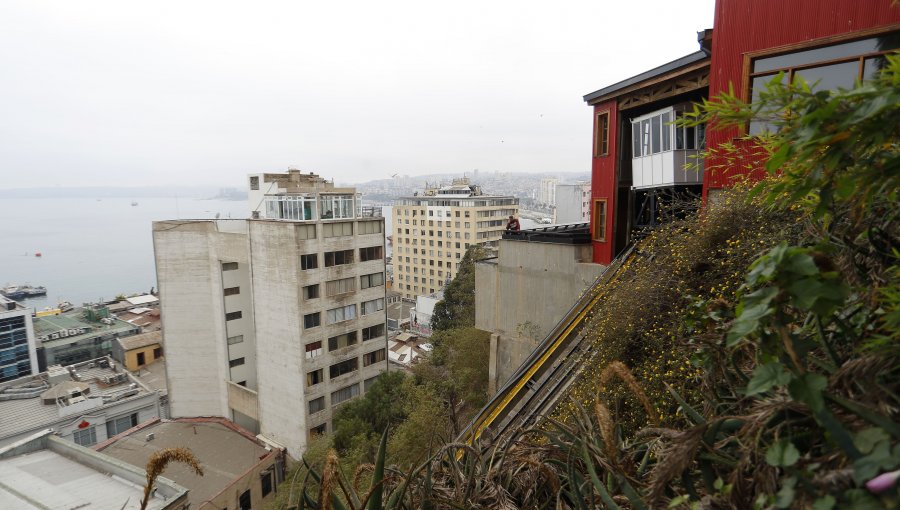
117;331;162;351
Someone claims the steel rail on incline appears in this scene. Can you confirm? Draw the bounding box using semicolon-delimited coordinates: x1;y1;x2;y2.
457;245;637;447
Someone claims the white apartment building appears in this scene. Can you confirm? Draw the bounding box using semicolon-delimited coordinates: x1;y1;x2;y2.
0;295;39;383
539;178;559;206
391;179;518;299
154;170;387;458
556;182;592;224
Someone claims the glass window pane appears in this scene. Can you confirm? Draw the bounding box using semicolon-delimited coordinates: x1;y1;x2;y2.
632;122;640;157
675;114;684;149
651;115;661;154
661;112;671;152
863;56;888;82
753;37;882;73
792;60;859;92
641;119;650;156
320;197;334;219
685;126;696;150
749;75;783;136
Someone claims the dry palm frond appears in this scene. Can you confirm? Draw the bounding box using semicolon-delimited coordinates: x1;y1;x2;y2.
812;467;854;491
593;400;618;462
736;393;807;443
831;355;897;396
139;447;203;510
318;449;341;510
646;424;707;505
598;361;657;426
352;463;374;493
634;427;682;440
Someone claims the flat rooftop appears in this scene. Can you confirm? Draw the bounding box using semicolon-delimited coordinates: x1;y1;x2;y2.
126;294;159;306
34;309;140;348
0;358;155;444
0;448;170;510
132;358;168;396
501;222;592;244
98;418;271;508
0;295;26;311
0;432;185;510
387;299;415;323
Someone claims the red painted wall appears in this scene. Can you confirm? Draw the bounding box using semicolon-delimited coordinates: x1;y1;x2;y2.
705;0;900;191
591;100;618;265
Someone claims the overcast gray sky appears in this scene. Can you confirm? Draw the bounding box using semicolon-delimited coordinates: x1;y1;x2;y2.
0;0;714;189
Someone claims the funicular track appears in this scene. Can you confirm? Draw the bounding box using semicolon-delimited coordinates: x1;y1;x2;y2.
458;246;637;448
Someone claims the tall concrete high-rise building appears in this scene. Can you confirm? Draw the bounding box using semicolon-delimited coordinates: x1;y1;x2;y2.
539;178;559;206
391;178;518;299
555;183;592;224
154;170;387;458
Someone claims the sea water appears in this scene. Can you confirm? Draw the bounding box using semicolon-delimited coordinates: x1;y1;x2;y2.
0;197;250;310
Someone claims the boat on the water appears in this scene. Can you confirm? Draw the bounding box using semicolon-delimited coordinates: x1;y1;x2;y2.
1;284;48;300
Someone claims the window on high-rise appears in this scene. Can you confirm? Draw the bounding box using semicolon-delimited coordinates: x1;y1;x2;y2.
361;298;384;315
326;277;356;297
329;358;358;379
363;349;386;366
360;246;383;261
360;272;384;289
307;369;324;386
362;323;385;341
325;249;354;267
319;194;355;219
305;341;323;359
304;312;321;329
331;383;359;405
309;397;325;414
326;304;357;324
303;284;320;300
323;222;353;237
300;254;318;270
328;331;358;351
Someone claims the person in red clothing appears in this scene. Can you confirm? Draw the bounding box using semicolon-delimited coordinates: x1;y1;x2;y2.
506;215;521;231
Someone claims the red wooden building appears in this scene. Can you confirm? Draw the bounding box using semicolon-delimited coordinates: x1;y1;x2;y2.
584;0;900;265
